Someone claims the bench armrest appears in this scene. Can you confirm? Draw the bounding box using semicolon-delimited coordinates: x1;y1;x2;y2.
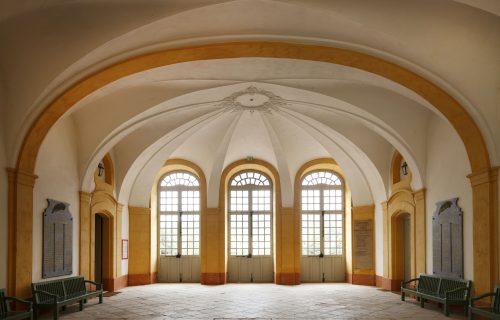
84;280;103;291
5;296;33;310
470;292;495;307
401;278;419;288
32;290;58;304
444;287;469;299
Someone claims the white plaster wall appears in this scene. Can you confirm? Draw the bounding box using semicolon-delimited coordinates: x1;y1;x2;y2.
121;204;129;276
0;116;8;288
425;115;472;280
33;117;80;281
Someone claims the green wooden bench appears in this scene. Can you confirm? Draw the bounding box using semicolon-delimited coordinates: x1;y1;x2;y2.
401;273;472;316
469;285;500;320
0;289;33;320
31;276;103;320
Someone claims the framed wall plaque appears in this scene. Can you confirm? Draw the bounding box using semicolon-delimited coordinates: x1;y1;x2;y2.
42;199;73;278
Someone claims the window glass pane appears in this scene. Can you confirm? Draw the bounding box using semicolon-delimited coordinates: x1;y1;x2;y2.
230;190;249;211
182;190;200;212
164;191;177;212
230;214;249;256
159;214;178;256
324;213;343;256
301;190;320;211
252;190;271;212
252;213;271;256
181;214;200;256
301;213;321;255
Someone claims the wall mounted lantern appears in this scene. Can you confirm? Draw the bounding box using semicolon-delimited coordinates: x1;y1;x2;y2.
98;162;105;177
401;161;408;176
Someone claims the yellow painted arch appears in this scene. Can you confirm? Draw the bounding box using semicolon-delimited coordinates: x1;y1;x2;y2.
17;41;490;175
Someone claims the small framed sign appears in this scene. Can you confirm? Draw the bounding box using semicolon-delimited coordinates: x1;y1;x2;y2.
122;239;128;260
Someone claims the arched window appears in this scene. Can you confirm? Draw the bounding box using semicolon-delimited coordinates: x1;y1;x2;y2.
158;171;200;256
229;171;272;256
301;170;343;256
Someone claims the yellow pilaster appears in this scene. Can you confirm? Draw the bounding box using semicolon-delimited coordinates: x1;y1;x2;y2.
6;169;37;297
128;206;153;285
468;167;499;294
413;189;426;276
116;203;124;277
79;191;92;280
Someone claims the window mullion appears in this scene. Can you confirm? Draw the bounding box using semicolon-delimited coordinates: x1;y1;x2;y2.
248;187;253;256
178;190;182;256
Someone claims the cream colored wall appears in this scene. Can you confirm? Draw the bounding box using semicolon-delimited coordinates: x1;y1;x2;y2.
121;204;129;276
0;118;8;288
33;117;80;281
425;115;473;280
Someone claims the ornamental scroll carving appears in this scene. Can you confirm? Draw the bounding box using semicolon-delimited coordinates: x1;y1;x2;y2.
42;199;73;278
432;198;463;278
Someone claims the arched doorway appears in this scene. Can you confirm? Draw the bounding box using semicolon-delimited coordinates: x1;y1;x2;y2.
227;170;274;283
392;212;412;282
157;171;201;283
93;212;113;290
300;170;345;282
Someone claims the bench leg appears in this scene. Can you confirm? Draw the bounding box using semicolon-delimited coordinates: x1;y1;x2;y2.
420;297;425;308
401;291;405;301
444;303;449;317
469;311;474;320
61;305;66;311
464;304;468;316
99;294;103;304
79;299;84;311
33;307;39;320
53;305;59;320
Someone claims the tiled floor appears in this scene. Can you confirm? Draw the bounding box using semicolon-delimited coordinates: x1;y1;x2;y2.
39;283;467;319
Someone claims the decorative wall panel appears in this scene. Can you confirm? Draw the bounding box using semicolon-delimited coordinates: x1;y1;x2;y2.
43;199;73;278
432;198;463;278
354;220;373;270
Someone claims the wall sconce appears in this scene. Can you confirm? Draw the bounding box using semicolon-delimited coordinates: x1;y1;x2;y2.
98;162;105;177
401;161;408;176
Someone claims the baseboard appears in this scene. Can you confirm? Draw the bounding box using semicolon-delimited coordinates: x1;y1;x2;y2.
275;272;300;285
103;275;129;292
347;273;375;286
201;273;226;285
128;272;157;286
376;275;401;291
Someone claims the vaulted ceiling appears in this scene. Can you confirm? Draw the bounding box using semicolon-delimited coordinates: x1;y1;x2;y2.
1;0;498;208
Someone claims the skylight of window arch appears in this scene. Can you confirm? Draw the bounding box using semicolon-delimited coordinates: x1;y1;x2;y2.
230;171;270;186
161;172;199;187
302;171;341;186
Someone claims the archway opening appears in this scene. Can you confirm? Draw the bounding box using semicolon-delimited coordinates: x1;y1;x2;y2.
227;170;274;283
392;212;412;283
300;170;345;283
94;213;113;290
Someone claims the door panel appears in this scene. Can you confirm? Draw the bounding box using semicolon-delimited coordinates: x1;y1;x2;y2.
301;256;345;282
228;256;273;283
159;256;200;282
301;257;322;283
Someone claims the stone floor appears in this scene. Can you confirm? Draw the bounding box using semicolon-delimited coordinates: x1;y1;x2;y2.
39;283;468;319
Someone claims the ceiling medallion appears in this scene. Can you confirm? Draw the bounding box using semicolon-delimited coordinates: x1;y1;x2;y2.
219;86;286;114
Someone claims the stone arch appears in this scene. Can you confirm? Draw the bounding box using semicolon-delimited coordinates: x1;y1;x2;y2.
7;41;497;296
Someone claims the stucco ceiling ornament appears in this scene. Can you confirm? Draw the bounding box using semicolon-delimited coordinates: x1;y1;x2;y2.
218;86;286;114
